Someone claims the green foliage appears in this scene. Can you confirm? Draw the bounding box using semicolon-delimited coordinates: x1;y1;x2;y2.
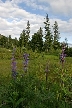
19;30;26;47
26;20;30;41
66;47;72;57
0;48;12;59
0;51;72;107
19;21;30;52
0;14;72;55
53;21;60;50
0;14;72;107
0;34;19;49
44;14;53;52
0;35;8;48
31;27;43;52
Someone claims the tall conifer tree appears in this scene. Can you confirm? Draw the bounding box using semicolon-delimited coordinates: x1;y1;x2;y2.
53;21;60;50
31;27;43;52
26;21;30;43
44;14;53;52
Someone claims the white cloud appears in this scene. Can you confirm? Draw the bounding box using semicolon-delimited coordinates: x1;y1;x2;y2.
9;0;72;16
38;0;72;16
0;0;45;38
0;0;72;43
11;0;49;11
49;0;72;16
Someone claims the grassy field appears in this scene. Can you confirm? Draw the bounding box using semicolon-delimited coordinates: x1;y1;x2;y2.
0;54;72;77
0;49;72;108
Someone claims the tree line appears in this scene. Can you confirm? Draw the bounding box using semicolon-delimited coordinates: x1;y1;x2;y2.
0;14;72;56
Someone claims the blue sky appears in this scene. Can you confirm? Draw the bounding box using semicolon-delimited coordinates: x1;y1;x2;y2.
0;0;72;44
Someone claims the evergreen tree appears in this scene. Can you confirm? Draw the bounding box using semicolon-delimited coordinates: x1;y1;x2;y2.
0;36;7;48
31;27;43;52
37;27;43;51
12;37;19;47
31;33;37;52
26;20;30;48
44;14;53;52
19;29;26;52
53;21;60;50
7;35;12;49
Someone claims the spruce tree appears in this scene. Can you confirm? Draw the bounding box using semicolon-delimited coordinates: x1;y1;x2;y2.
53;21;60;50
7;35;12;49
19;20;30;52
31;33;37;52
37;27;43;52
19;29;26;52
44;14;53;52
31;27;43;52
26;20;30;48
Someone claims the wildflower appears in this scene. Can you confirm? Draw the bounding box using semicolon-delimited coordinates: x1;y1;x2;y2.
60;43;66;68
23;53;29;72
60;53;65;63
60;45;66;61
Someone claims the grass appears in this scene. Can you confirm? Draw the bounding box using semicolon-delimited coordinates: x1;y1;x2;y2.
0;54;72;84
0;49;72;108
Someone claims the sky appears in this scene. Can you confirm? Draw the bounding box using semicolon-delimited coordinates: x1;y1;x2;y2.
0;0;72;44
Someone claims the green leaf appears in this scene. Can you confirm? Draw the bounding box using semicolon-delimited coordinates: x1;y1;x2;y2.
15;98;24;107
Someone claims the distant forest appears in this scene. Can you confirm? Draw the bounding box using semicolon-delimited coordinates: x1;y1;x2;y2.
0;14;72;56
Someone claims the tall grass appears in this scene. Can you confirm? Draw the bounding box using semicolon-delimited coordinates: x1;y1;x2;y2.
0;48;72;108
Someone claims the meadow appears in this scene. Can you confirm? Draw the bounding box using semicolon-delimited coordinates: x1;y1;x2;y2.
0;48;72;108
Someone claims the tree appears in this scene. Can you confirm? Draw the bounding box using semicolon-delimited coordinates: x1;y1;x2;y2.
31;33;37;52
0;36;7;47
37;27;43;52
26;20;30;48
44;14;53;52
53;21;60;50
68;47;72;57
19;29;26;52
31;27;43;52
12;37;19;47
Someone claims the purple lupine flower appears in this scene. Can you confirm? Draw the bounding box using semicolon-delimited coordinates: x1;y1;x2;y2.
11;47;17;79
60;43;66;67
23;53;29;72
60;53;65;63
11;58;16;72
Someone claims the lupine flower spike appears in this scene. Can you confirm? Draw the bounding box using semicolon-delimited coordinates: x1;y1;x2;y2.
23;53;29;72
60;43;66;68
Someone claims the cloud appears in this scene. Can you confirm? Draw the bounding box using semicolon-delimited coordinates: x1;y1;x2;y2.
6;0;72;16
49;0;72;16
32;0;72;16
11;0;49;11
0;0;45;38
0;0;72;43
